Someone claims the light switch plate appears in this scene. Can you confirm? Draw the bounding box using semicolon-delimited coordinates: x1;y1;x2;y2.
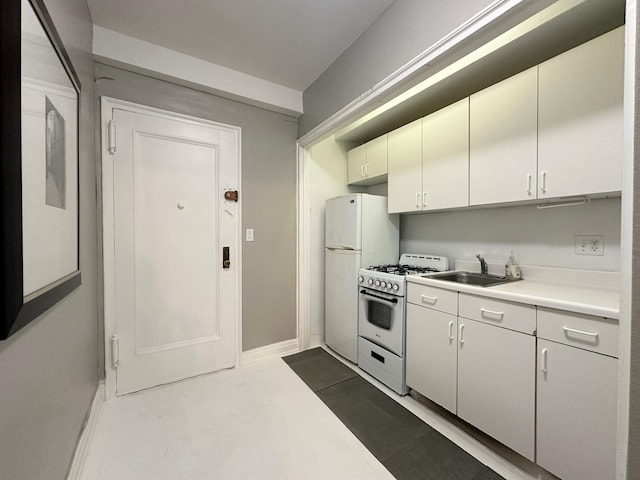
246;228;254;242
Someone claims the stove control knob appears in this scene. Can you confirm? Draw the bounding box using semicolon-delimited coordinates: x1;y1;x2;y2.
380;281;387;288
375;280;381;287
392;283;399;292
368;278;374;286
358;276;364;283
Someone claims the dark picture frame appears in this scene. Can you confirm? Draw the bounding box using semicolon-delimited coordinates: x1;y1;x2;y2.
1;0;81;340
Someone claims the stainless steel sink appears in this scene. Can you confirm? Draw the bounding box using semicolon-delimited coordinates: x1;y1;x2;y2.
423;271;519;287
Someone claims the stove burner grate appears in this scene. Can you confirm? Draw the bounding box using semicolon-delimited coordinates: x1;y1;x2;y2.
366;264;442;275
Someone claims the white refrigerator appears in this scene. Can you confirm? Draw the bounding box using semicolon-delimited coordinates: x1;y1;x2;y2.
324;194;399;363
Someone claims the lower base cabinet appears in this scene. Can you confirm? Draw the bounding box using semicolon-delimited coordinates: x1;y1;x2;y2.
457;318;535;461
536;339;617;480
406;303;457;413
406;285;619;477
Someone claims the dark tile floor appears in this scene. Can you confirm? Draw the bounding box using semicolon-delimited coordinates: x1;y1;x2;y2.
283;348;506;480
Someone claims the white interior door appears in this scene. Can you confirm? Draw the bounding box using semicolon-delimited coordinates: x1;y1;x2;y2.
111;106;239;395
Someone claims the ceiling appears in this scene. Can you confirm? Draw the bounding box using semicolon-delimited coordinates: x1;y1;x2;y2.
86;0;395;91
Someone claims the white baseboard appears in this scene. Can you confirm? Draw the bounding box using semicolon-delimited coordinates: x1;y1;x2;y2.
241;338;300;365
309;334;322;348
67;380;105;480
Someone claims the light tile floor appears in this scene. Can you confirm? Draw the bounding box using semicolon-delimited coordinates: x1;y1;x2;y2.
80;348;551;480
80;356;395;480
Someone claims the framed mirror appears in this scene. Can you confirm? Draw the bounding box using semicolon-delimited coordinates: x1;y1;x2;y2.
1;0;81;339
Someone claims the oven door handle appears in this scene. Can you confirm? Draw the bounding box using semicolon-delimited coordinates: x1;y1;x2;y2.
360;289;399;307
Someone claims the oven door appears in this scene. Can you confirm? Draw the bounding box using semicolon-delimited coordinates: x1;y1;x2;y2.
358;287;404;356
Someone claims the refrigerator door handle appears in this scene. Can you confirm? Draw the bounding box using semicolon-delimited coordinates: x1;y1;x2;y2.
326;245;358;251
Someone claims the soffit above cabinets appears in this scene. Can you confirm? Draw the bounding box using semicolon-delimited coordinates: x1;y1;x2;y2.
334;0;625;145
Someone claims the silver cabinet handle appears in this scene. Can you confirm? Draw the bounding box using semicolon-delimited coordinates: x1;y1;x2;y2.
541;348;548;373
448;321;454;341
459;324;465;345
421;294;437;304
562;326;599;337
526;174;532;195
422;191;428;208
540;171;547;193
480;308;504;320
415;192;421;208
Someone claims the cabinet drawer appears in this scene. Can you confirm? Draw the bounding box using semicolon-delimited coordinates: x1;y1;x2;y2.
459;293;536;334
407;283;457;315
537;307;618;357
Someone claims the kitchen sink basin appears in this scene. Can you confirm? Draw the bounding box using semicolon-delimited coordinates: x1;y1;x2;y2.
423;271;520;287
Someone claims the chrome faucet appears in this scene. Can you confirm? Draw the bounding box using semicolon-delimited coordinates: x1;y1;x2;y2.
476;254;488;274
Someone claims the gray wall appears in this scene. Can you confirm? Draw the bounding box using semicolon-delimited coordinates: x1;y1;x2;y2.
0;0;99;478
299;0;494;136
94;63;298;352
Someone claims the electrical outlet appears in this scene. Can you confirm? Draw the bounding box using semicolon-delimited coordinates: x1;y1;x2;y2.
246;228;254;242
575;235;604;256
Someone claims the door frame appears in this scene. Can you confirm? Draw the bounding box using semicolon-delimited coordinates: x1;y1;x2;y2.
100;97;242;400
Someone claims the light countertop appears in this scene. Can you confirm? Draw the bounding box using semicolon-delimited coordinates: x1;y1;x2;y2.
406;264;620;319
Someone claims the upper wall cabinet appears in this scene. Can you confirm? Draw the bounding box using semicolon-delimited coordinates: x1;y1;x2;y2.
359;27;623;210
469;67;538;206
422;98;469;211
388;99;469;213
538;27;624;199
347;134;388;185
387;119;422;213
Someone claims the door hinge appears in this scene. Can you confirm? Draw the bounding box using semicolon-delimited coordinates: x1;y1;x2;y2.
224;190;239;202
111;334;120;368
108;120;116;155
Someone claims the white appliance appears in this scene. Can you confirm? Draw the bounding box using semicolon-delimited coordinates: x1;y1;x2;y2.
358;254;449;394
324;194;399;363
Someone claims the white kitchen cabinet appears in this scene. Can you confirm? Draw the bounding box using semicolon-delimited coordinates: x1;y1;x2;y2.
536;338;617;480
459;292;536;334
347;143;366;184
538;27;624;199
347;135;388;186
406;303;457;413
406;284;536;461
536;307;619;480
537;307;618;357
422;98;469;210
365;135;388;179
387;119;422;213
406;282;457;314
388;99;469;213
457;317;535;461
469;67;538;206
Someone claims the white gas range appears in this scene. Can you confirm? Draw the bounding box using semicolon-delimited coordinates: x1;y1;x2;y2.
357;254;449;395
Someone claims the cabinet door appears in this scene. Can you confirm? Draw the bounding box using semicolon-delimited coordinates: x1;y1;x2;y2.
387;119;423;213
365;134;388;179
347;144;366;185
469;67;538;206
406;303;457;413
537;339;617;480
538;28;623;198
423;98;469;210
457;318;535;461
